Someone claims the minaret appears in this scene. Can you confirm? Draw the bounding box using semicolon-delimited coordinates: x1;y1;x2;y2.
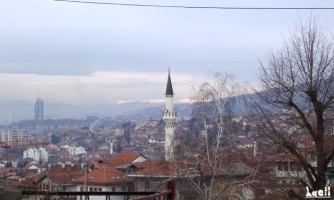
163;69;176;161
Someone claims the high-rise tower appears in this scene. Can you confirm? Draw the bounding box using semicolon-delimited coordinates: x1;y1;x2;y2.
34;97;44;121
163;69;176;161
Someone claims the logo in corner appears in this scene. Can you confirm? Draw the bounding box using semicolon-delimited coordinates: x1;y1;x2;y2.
306;184;331;199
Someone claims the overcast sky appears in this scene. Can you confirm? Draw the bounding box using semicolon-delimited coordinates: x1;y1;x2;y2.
1;0;334;105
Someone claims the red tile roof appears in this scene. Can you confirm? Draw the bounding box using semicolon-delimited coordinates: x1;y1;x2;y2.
267;152;299;161
103;153;141;167
130;151;267;178
0;167;18;173
42;173;82;185
33;164;84;185
130;159;203;178
5;179;35;189
76;165;132;184
133;159;163;169
49;164;83;174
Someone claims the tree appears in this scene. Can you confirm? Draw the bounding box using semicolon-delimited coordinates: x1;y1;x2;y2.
189;72;245;200
249;18;334;195
17;161;25;169
5;161;12;168
131;72;258;200
50;134;60;144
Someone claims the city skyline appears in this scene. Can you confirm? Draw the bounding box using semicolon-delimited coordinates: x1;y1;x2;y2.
1;1;334;104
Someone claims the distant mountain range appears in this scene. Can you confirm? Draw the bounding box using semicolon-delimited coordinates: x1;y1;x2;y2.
0;92;254;126
0;100;194;125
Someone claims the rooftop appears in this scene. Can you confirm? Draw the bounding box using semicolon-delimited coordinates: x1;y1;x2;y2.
76;166;132;184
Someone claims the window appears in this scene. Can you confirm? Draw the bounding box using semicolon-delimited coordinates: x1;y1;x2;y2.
277;162;283;171
310;153;316;161
284;162;288;171
145;180;149;190
290;162;296;171
112;187;116;192
98;188;102;192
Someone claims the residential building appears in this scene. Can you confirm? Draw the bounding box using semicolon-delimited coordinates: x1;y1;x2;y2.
128;155;259;200
75;165;133;200
0;129;31;142
33;164;84;192
60;145;86;156
23;147;49;164
103;153;147;173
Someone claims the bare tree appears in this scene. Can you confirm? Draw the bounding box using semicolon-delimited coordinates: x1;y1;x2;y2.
132;72;259;200
190;72;243;200
249;18;334;195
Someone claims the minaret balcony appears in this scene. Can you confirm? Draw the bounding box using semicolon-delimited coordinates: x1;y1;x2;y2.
164;112;176;117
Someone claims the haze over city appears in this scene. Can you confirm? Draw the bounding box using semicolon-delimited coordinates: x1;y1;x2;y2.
2;1;334;199
1;0;334;105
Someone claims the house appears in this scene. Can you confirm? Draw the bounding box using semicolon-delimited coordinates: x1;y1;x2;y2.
127;152;271;200
0;163;5;169
103;153;147;173
128;159;202;200
23;147;49;164
33;164;84;192
75;165;133;200
268;153;305;185
26;163;43;173
16;168;39;178
132;159;163;170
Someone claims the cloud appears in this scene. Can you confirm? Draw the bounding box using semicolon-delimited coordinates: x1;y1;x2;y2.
0;71;209;105
4;1;333;78
1;0;334;107
117;99;165;104
178;98;197;104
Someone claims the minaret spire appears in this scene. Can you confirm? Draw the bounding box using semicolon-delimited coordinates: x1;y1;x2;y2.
165;68;174;96
163;69;176;161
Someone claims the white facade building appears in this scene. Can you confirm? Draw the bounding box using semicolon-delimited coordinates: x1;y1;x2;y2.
23;147;49;164
61;145;86;156
0;129;31;142
39;147;49;163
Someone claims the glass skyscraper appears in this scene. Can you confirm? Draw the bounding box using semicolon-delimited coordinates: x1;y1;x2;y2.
34;98;44;121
